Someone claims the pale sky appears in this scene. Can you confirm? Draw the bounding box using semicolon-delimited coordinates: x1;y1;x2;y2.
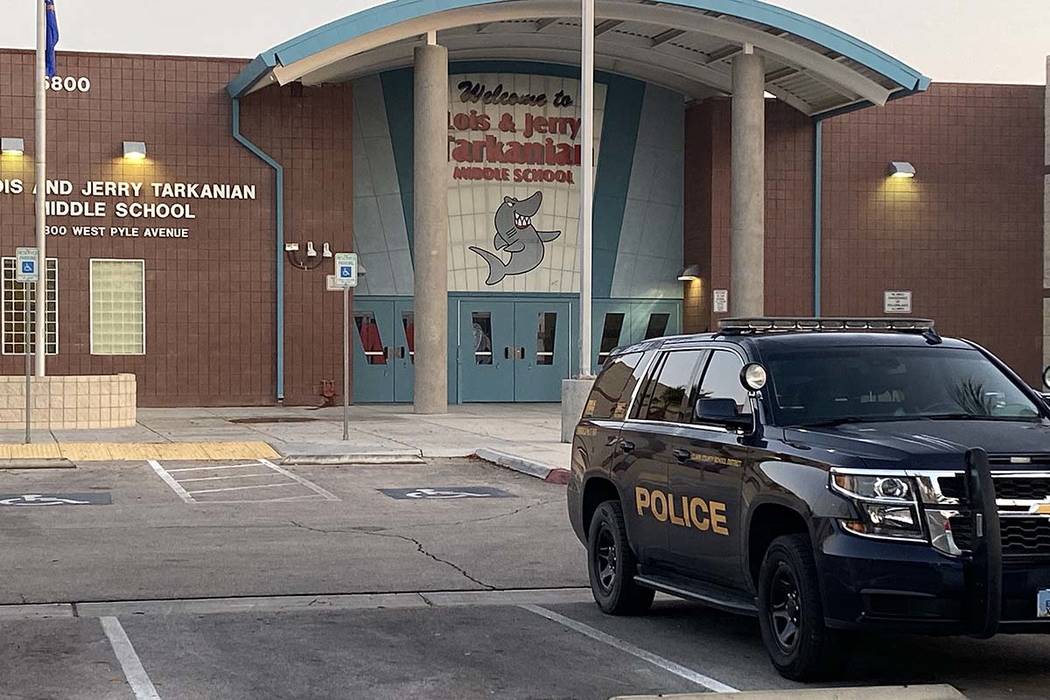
0;0;1047;84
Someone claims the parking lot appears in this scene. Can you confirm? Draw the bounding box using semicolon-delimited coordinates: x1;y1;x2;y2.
2;458;1050;699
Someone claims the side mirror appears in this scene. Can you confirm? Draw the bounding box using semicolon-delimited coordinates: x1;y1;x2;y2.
695;398;751;428
1043;366;1050;391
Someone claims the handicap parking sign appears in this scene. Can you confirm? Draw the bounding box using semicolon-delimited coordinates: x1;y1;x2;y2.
15;247;39;283
332;253;358;288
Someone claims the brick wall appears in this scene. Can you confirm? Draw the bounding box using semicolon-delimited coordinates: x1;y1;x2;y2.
0;50;355;406
821;83;1045;382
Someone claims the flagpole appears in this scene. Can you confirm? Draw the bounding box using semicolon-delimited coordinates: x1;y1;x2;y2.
34;0;47;377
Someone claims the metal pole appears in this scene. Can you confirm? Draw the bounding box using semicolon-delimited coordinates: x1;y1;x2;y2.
34;0;47;377
24;283;32;444
579;0;594;378
342;286;349;441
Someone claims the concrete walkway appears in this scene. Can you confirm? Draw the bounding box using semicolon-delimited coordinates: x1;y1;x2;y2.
0;404;571;472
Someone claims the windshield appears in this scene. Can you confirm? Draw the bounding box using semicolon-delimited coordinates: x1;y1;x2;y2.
762;345;1043;427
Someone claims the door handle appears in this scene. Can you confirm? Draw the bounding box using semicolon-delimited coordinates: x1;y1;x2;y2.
673;448;692;462
518;346;526;360
383;346;391;360
397;346;406;359
504;346;512;360
620;440;636;454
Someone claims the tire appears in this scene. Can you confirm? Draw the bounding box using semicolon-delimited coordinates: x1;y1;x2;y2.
587;500;655;615
757;534;836;681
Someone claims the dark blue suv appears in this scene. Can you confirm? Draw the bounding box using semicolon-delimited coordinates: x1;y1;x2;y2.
567;318;1050;680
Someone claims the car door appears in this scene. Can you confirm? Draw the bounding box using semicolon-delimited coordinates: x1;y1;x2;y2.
667;348;751;586
616;348;706;568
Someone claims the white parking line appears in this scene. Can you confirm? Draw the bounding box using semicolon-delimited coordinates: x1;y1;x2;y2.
100;616;162;700
148;459;339;504
520;604;739;694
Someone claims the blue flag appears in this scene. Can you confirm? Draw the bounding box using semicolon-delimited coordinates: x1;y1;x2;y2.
45;0;59;78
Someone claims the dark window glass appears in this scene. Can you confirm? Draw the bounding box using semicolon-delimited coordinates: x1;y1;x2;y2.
696;351;750;417
471;312;493;365
584;352;644;420
763;346;1041;426
401;311;414;364
643;312;670;340
536;312;557;365
641;350;704;423
598;313;625;365
353;312;386;365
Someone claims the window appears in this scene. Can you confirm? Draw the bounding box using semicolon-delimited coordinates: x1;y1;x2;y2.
637;350;704;423
643;312;670;340
401;311;415;364
598;313;625;365
2;257;58;355
584;351;644;420
471;312;493;365
763;346;1041;427
90;259;145;355
696;350;750;418
535;312;557;365
353;311;387;365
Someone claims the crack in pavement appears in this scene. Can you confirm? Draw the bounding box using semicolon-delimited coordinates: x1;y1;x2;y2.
287;520;495;590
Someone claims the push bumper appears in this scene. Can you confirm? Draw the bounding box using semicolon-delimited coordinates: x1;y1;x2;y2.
820;448;1050;635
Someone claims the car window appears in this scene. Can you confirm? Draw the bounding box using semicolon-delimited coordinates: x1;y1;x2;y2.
695;350;751;418
582;352;644;420
636;350;705;423
763;345;1042;426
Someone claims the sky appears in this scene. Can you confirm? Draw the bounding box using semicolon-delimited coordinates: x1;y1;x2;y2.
0;0;1047;84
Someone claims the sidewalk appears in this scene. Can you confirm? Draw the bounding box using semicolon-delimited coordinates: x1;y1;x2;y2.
0;404;571;474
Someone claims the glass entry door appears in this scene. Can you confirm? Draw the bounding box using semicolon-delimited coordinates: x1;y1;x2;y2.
457;299;571;402
393;300;415;403
352;300;395;402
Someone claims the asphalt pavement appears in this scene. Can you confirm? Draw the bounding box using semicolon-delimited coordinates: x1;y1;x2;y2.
2;458;1050;699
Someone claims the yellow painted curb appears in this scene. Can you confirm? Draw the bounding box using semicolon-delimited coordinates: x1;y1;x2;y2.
0;441;280;462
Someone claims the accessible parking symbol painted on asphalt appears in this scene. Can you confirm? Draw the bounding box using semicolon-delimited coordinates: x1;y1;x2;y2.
379;486;514;500
0;493;112;506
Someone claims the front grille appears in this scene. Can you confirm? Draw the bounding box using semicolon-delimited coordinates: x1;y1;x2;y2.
948;515;1050;557
935;473;1050;501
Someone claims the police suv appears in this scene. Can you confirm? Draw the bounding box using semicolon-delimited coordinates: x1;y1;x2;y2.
567;318;1050;680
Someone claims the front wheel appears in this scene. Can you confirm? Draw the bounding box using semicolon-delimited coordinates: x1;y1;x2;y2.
587;500;654;615
757;534;836;681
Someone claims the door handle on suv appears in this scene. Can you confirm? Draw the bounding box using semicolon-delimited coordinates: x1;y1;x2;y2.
673;448;692;462
620;440;636;454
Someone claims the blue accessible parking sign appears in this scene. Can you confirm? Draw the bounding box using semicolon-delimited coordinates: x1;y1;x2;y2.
15;247;39;283
332;253;358;289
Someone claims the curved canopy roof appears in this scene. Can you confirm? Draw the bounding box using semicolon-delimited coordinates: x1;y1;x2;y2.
228;0;929;116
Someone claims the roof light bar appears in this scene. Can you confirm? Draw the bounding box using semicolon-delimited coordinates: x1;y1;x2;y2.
718;317;936;334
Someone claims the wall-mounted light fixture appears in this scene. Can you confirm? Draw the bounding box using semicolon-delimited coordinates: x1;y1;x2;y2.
123;141;147;160
322;242;333;258
1;137;24;156
888;161;915;178
677;264;703;281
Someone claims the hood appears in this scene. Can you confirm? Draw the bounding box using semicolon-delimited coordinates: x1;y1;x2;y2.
782;419;1050;471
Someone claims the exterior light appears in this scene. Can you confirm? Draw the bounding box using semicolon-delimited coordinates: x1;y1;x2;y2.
322;242;333;258
1;137;24;156
888;161;915;178
123;141;147;160
677;264;703;281
306;241;318;257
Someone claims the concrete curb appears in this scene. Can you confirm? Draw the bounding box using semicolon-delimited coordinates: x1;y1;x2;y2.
0;459;75;469
280;451;426;466
473;448;570;484
612;685;967;700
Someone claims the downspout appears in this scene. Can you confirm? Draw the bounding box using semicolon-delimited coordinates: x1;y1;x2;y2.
232;97;285;402
812;118;823;316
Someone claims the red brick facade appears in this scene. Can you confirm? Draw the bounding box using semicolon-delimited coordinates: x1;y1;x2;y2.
684;84;1045;382
0;50;353;406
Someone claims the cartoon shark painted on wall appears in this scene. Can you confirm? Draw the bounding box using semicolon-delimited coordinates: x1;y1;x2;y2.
469;192;561;285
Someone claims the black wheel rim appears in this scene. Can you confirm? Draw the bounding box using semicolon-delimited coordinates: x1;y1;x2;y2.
768;563;802;653
594;524;618;593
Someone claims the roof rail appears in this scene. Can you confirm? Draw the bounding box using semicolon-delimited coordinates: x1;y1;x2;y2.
717;317;937;335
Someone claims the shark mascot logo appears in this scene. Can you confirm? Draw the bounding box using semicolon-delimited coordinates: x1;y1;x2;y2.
469;192;561;285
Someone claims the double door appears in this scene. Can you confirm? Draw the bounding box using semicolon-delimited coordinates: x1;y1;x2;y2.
351;299;415;403
458;300;571;402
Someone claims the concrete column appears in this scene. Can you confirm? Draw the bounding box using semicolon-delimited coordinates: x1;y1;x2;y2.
412;42;449;414
730;48;765;317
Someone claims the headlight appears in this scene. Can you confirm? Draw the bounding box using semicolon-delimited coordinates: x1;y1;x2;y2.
831;472;925;541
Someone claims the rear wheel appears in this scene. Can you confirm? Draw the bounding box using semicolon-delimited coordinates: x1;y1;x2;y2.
757;534;836;680
587;500;654;615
